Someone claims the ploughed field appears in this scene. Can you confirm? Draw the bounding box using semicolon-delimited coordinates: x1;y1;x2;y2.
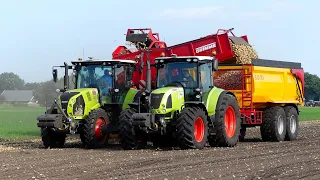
1;120;320;180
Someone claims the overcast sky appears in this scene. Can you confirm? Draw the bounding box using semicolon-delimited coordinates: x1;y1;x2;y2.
0;0;318;83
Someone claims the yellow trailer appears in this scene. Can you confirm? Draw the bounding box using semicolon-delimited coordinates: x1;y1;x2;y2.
214;59;304;142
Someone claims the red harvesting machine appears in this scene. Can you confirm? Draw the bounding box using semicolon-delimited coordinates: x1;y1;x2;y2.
112;28;167;89
112;28;251;89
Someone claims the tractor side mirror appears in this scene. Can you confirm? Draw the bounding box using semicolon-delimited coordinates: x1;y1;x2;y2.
212;59;219;71
52;69;58;82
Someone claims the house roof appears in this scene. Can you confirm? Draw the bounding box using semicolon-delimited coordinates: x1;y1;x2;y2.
0;90;34;102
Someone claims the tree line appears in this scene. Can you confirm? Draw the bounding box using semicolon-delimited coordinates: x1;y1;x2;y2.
0;72;75;106
0;71;320;106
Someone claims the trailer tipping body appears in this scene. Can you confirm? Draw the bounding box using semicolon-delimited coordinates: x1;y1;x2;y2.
215;59;304;125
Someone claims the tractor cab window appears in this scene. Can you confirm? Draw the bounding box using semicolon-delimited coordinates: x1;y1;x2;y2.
200;62;212;93
157;62;197;88
114;65;129;104
77;65;113;96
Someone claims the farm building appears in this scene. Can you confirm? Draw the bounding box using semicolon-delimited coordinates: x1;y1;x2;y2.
0;90;38;105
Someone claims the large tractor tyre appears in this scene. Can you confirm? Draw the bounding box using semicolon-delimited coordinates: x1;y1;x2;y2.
82;108;110;149
284;106;299;141
118;108;147;150
209;94;241;147
176;107;208;149
41;128;66;148
260;106;287;142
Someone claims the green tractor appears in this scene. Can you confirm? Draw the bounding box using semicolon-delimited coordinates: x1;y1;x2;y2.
37;58;145;149
119;55;241;150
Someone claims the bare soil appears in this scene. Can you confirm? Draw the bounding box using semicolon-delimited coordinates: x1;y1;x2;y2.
1;121;320;180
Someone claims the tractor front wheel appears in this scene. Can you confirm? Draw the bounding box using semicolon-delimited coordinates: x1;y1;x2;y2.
82;108;110;149
119;108;148;150
209;94;240;147
176;107;208;149
41;128;66;148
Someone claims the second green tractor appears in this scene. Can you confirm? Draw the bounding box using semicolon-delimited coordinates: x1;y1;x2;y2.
119;55;241;150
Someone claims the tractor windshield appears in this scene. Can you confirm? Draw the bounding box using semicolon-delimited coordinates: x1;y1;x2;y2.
157;62;198;88
76;64;131;104
77;65;113;95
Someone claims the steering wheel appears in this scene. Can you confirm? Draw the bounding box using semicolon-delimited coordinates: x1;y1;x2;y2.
165;81;186;88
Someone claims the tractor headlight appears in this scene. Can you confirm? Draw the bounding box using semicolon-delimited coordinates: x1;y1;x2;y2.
73;95;85;116
74;104;84;116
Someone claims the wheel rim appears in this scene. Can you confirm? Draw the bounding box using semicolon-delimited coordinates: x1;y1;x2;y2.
277;115;284;135
194;117;205;142
224;106;236;138
289;115;297;134
95;117;107;139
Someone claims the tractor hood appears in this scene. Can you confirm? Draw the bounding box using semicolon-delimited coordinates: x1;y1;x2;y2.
150;87;185;118
57;88;100;119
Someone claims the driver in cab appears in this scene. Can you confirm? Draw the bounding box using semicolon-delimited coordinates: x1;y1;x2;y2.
182;69;195;86
99;69;112;96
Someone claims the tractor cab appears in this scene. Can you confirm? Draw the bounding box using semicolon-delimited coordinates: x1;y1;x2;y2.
70;59;136;105
154;55;218;101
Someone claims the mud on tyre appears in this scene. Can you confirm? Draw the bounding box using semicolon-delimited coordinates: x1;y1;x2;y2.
119;108;148;150
82;108;109;149
176;107;208;149
209;94;240;147
260;106;287;142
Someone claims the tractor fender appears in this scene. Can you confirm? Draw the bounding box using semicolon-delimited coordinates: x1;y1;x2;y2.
204;89;236;127
125;89;147;112
212;90;238;122
122;88;140;110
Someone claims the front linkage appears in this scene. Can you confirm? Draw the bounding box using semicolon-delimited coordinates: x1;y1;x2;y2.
37;98;121;149
37;99;84;148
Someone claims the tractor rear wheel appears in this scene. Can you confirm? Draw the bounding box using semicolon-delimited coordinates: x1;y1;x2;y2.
260;106;287;142
176;107;208;149
119;108;148;150
284;106;299;141
41;128;66;148
209;94;240;147
82;108;109;149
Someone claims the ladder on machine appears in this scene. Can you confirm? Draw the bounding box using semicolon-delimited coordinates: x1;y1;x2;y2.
241;64;262;124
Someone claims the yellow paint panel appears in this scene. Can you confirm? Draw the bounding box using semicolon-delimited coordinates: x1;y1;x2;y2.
217;65;303;108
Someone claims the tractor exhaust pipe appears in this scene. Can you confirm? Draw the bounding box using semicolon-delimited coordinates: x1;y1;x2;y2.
146;50;151;93
64;62;69;90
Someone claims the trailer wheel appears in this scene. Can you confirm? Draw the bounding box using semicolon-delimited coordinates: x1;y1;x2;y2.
83;108;109;149
284;106;299;141
260;106;287;142
119;108;147;150
41;128;66;148
209;94;240;147
176;107;208;149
